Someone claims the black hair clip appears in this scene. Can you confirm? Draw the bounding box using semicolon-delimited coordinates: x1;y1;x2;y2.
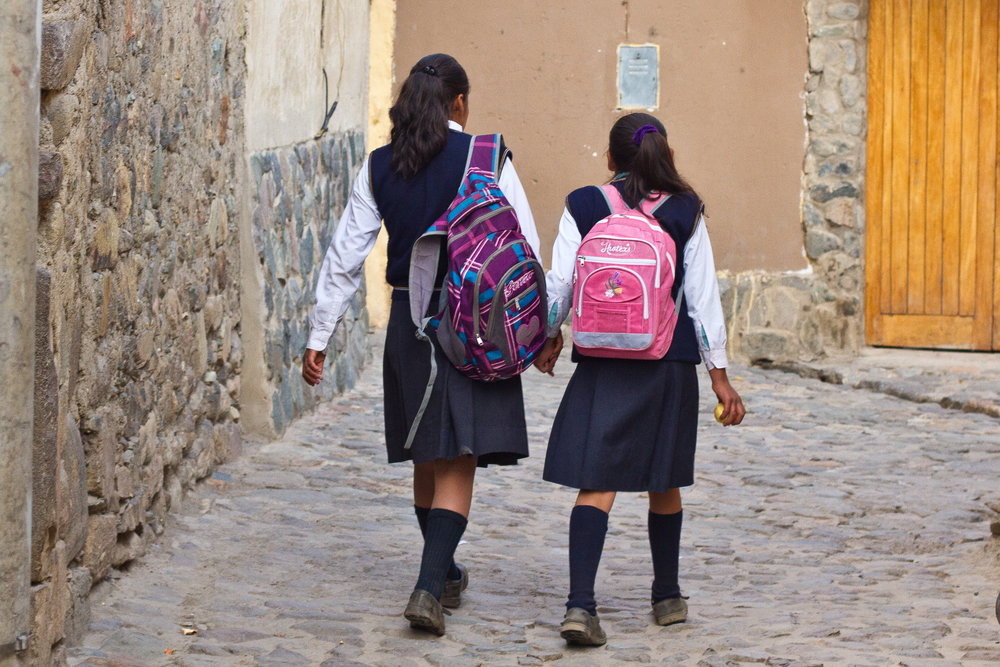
422;65;438;76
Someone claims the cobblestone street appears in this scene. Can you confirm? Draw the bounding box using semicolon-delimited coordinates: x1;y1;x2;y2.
68;336;1000;666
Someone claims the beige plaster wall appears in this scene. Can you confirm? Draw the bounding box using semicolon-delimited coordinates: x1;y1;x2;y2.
364;0;395;329
394;0;808;273
246;0;369;150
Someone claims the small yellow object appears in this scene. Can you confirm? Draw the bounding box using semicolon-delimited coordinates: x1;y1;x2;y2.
714;403;726;423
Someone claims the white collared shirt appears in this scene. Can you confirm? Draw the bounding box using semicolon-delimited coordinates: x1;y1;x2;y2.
307;121;540;351
544;204;730;369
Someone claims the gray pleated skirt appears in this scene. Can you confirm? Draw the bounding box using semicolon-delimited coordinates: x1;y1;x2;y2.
383;293;529;466
543;356;699;492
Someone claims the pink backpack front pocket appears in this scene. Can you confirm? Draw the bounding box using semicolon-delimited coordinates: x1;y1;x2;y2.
575;263;654;351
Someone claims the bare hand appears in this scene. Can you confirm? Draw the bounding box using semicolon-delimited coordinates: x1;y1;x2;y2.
302;348;327;386
533;331;564;376
708;367;745;426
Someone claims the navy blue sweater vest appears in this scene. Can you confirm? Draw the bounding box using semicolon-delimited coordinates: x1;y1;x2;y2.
369;131;486;287
565;180;703;364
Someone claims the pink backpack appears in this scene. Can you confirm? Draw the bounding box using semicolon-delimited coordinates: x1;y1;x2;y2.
571;185;681;359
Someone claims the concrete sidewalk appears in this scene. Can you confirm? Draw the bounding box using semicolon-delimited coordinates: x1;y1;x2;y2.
761;347;1000;420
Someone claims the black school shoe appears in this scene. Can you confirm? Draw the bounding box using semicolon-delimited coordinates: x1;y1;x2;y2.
404;589;448;636
440;562;468;608
560;607;607;646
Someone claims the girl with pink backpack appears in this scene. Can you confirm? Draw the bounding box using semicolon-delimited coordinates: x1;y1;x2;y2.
533;112;746;646
303;54;541;637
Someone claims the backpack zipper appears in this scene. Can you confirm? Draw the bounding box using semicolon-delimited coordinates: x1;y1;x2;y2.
578;253;675;289
447;204;514;247
577;255;668;293
471;240;533;345
483;259;542;347
579;255;656;265
578;236;668;287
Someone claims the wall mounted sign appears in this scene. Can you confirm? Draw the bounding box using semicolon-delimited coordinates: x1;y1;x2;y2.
617;44;659;109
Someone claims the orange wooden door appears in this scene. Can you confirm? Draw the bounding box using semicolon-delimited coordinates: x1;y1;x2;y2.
866;0;1000;349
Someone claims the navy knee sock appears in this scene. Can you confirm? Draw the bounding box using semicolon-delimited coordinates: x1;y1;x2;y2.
414;505;461;581
648;509;683;603
567;504;609;616
415;508;468;599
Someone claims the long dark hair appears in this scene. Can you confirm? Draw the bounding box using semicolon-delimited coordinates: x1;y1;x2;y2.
608;113;695;206
388;54;470;179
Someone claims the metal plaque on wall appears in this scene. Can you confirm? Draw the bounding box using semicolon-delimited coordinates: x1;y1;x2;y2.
617;44;659;109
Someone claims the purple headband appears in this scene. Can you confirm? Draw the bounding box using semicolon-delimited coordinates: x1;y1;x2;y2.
632;124;660;146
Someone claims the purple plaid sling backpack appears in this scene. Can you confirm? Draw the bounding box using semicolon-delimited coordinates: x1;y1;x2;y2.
405;134;548;447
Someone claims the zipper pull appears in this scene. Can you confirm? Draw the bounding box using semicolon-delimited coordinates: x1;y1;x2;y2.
476;334;484;345
578;256;585;265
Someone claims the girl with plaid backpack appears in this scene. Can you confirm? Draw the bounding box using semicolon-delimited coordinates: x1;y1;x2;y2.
534;113;746;646
303;54;541;637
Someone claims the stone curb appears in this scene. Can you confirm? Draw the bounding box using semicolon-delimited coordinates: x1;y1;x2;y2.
756;359;1000;421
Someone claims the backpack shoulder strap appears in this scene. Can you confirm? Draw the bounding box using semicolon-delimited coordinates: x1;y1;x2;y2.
665;194;706;317
684;197;706;242
597;183;629;214
640;192;672;218
468;134;503;175
408;230;446;327
599;184;672;219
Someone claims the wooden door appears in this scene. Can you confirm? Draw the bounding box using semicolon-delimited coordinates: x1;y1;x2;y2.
866;0;1000;349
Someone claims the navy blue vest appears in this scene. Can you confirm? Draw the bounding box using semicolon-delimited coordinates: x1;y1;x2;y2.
565;179;703;364
370;131;509;287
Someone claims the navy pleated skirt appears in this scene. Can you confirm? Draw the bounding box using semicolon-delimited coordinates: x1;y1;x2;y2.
543;356;699;492
383;293;529;466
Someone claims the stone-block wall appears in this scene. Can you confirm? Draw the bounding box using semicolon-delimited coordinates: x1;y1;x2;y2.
247;131;369;436
33;0;246;662
723;0;867;364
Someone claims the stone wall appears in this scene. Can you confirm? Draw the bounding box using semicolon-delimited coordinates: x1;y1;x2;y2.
247;132;369;436
722;0;867;364
26;0;371;659
32;0;246;662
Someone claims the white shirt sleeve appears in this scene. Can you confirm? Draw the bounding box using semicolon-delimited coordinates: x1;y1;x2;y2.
682;213;729;369
543;206;582;337
498;157;541;259
307;155;382;351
